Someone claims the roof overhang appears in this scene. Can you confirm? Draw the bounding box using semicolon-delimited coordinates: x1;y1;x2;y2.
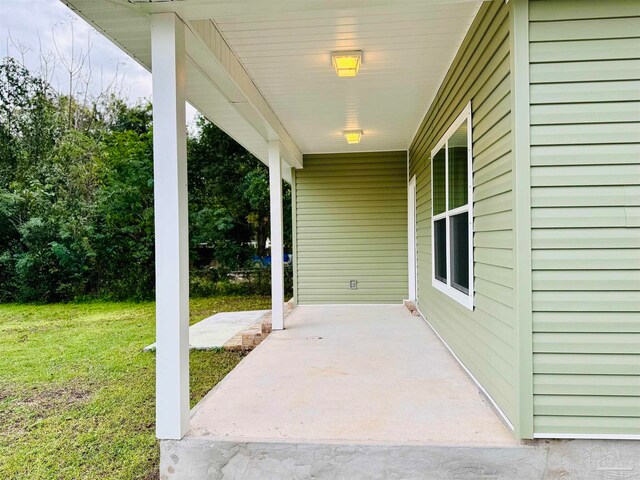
61;0;483;168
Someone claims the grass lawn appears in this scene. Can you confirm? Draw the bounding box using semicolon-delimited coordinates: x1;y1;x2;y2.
0;296;271;480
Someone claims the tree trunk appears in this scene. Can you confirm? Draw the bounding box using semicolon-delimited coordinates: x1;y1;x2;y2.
256;215;269;257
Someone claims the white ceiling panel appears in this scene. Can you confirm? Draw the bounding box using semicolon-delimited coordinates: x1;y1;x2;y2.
213;1;482;153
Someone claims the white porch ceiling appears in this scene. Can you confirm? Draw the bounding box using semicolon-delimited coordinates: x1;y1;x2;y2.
62;0;482;161
213;2;482;154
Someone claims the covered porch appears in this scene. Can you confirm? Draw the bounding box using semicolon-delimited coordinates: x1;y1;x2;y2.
61;0;493;444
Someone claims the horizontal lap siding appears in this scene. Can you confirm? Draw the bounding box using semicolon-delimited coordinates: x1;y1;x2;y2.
529;0;640;436
295;152;408;304
409;1;517;423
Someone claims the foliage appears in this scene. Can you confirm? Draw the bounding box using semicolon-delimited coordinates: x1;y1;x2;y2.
0;57;291;302
0;296;270;479
92;120;155;300
188;118;292;268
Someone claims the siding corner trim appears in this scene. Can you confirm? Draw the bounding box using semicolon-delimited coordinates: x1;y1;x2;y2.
510;0;534;440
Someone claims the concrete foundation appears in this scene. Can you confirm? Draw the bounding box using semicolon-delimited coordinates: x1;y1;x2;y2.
160;438;640;480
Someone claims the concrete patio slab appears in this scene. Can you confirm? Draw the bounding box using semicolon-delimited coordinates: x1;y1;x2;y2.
160;305;640;479
187;305;516;447
143;310;268;351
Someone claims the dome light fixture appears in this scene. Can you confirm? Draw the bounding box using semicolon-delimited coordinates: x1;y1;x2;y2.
343;130;363;144
332;51;362;77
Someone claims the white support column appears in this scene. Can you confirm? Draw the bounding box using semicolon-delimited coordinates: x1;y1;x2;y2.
151;12;189;440
269;141;285;330
408;174;417;302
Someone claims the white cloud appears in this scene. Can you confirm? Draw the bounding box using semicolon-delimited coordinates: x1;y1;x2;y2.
0;0;197;120
1;0;151;101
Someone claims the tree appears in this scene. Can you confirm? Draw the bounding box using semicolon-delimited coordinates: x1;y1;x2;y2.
0;55;290;303
92;106;155;299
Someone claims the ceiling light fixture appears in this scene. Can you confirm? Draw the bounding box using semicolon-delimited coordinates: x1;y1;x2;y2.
343;130;363;144
331;50;362;77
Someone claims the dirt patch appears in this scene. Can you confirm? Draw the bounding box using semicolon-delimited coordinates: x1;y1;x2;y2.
0;380;97;438
144;470;160;480
5;323;56;343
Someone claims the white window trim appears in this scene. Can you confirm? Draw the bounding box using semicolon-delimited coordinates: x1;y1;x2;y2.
430;102;474;311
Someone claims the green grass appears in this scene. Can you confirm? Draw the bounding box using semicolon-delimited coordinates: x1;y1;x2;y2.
0;296;271;480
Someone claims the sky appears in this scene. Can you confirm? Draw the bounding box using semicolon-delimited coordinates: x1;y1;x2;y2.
0;0;196;119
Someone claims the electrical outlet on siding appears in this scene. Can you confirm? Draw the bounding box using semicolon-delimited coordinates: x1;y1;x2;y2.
349;280;357;290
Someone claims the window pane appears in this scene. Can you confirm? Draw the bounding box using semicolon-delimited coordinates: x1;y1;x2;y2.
450;212;469;294
433;147;446;215
448;120;468;210
434;218;447;283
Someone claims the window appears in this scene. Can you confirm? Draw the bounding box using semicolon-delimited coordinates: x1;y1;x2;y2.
431;103;473;310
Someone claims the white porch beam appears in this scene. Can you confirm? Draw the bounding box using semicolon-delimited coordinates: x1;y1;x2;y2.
151;12;190;440
269;141;285;330
184;19;303;170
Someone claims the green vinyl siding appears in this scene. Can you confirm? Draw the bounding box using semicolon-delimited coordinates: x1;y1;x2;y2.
528;0;640;436
409;1;517;424
294;152;408;305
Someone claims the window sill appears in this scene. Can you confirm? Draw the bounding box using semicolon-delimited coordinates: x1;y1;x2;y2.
432;279;474;311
